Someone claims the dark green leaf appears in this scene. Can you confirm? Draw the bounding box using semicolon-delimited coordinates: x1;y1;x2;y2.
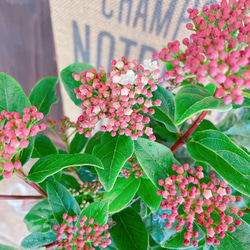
0;73;30;113
47;180;80;224
134;138;180;188
110;207;149;250
27;153;104;183
149;85;177;133
60;62;94;106
60;173;80;190
187;130;250;196
93;133;134;191
137;178;162;212
24;199;55;233
194;119;218;134
175;85;231;125
103;177;140;213
19;136;35;165
76;165;98;183
77;201;109;226
29;77;59;116
70;132;88;153
21;232;56;249
31;134;58;158
242;194;250;208
85;131;103;154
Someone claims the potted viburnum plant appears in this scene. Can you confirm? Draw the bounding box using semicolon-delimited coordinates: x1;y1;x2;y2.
1;0;250;249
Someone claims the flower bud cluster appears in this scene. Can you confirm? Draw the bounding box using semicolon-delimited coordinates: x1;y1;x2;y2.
121;155;145;178
73;57;162;141
0;107;46;179
157;164;244;247
69;181;103;209
53;213;111;250
154;0;250;105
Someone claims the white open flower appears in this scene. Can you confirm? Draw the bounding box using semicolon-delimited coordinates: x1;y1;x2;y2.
119;70;136;85
142;59;159;72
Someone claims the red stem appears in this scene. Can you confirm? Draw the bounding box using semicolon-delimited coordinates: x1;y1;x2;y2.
0;195;44;200
44;241;58;250
171;110;209;154
16;169;48;199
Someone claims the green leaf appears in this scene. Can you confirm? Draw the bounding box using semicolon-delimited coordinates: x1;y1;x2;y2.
137;178;162;212
242;194;250;208
0;73;31;113
103;177;140;213
27;153;104;183
93;133;134;191
194;119;218;134
149;85;177;133
175;85;231;125
31;134;58;158
187;129;250;196
47;180;80;224
110;207;149;250
21;232;56;249
134;138;180;188
233;89;250;109
29;77;59;116
60;173;80;190
0;244;19;250
76;165;98;183
84;131;103;154
19;136;35;165
60;62;95;106
70;132;88;153
77;201;109;226
24;199;55;233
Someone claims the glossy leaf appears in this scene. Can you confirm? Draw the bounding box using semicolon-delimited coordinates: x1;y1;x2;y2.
103;177;140;213
31;134;58;158
19;136;35;165
187;130;250;196
69;132;88;153
60;62;94;106
93;133;134;191
21;232;56;249
76;165;98;183
24;199;55;233
149;85;177;133
137;178;162;212
0;73;30;113
134;138;180;189
110;207;149;250
84;131;103;154
77;201;109;226
47;180;80;224
175;85;231;125
60;173;80;190
27;153;103;183
29;77;59;116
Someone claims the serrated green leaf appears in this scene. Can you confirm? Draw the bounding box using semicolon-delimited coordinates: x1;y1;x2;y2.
29;77;59;116
0;73;30;113
21;232;56;249
134;138;180;189
93;133;134;191
175;85;231;125
70;132;88;153
60;62;95;106
103;177;140;213
187;130;250;196
24;199;55;233
137;178;162;212
27;153;103;183
31;134;58;158
149;85;177;133
77;201;109;226
47;180;80;224
110;207;149;250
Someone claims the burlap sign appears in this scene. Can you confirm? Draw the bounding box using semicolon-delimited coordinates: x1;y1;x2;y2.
49;0;218;120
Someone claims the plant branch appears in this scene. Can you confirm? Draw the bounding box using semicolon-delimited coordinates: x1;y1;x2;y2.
0;195;44;200
242;91;250;99
44;241;58;250
171;110;209;154
16;169;48;199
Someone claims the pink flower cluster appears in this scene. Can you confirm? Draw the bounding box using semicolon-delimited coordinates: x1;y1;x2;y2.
157;164;243;247
0;107;46;179
69;181;103;209
154;0;250;105
73;57;162;141
121;155;145;178
53;213;111;250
